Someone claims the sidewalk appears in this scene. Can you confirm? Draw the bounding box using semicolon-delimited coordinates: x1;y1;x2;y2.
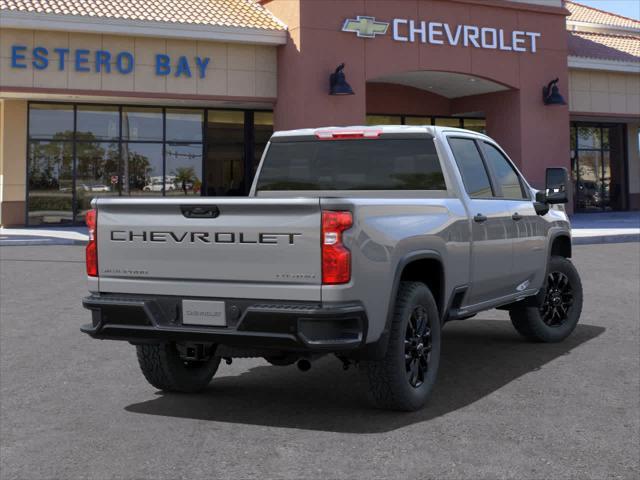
0;226;88;246
1;212;639;246
571;212;640;245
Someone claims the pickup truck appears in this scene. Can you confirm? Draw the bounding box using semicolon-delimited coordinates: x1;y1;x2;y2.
81;125;583;411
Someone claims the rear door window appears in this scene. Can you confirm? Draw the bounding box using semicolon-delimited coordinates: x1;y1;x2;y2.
256;138;446;191
448;138;494;198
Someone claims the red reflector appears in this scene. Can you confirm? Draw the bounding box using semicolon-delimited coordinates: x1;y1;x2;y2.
85;209;98;277
322;211;353;285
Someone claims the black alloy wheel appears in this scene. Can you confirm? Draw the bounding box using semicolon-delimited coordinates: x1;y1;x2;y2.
540;271;574;327
405;305;432;388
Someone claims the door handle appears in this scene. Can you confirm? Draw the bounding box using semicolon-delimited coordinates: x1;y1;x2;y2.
181;205;220;218
512;212;523;221
474;213;488;223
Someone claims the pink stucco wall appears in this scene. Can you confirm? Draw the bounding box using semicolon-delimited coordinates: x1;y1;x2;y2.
264;0;571;189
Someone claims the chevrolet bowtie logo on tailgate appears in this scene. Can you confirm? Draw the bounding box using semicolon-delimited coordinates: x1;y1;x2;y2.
109;231;302;245
342;16;389;38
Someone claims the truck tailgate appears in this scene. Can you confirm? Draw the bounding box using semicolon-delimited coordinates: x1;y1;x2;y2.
95;198;322;298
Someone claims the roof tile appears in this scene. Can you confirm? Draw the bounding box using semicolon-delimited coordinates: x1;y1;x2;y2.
568;30;640;62
0;0;286;30
566;1;640;30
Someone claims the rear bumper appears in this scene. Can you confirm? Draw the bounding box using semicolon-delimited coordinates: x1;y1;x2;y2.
81;294;367;352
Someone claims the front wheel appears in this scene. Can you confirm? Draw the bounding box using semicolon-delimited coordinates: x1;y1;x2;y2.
136;343;221;393
361;281;441;411
510;256;583;343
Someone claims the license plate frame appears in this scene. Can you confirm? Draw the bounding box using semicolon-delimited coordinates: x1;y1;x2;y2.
182;300;227;327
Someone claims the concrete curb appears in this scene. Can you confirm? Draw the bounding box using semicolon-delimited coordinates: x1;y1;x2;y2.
573;234;640;245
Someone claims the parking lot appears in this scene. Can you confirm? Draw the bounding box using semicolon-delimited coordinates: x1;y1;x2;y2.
1;243;638;479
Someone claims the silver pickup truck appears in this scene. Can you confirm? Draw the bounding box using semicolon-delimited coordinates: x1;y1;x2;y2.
82;125;583;411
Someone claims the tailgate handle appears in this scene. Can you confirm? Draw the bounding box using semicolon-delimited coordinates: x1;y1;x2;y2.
181;205;220;219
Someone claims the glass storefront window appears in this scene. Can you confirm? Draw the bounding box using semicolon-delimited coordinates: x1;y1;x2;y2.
75;142;121;219
166;144;203;196
123;143;164;196
577;126;601;149
27;140;74;225
29;104;74;140
166;109;203;142
122;107;163;141
434;117;462;128
254;111;274;171
573;123;627;212
404;117;431;126
76;106;120;141
366;115;402;125
462;118;486;134
206;110;245;196
367;114;487;133
27;103;271;224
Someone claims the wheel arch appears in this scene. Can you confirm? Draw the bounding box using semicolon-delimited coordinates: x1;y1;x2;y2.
550;233;572;259
365;251;444;358
388;250;445;324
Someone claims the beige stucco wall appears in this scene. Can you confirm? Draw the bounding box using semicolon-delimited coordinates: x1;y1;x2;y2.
569;69;640;116
0;99;27;226
0;29;277;98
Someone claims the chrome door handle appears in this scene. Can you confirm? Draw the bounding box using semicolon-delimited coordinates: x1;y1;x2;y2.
474;214;488;223
512;212;523;221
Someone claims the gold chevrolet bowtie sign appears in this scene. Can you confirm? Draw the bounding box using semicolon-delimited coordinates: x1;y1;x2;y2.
342;16;390;38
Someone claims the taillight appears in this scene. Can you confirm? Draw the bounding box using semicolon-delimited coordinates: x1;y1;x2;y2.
85;209;98;277
322;211;353;285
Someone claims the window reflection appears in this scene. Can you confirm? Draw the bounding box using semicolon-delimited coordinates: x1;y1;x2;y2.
76;141;120;219
28;104;74;140
77;106;119;140
122;107;163;141
122;143;164;196
28;140;74;225
27;103;273;224
166;144;203;196
166;109;203;142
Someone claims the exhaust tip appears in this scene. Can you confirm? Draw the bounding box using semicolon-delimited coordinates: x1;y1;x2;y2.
297;359;311;372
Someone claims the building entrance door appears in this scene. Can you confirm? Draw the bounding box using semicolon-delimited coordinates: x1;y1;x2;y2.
571;123;627;212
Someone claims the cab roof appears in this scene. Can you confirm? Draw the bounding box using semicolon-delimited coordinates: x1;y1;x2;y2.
271;125;490;141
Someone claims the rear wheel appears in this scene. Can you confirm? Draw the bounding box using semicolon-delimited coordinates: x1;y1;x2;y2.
510;256;583;343
136;342;221;393
361;281;441;411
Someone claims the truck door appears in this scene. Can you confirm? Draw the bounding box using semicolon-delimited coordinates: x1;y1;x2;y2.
479;141;547;292
447;136;516;306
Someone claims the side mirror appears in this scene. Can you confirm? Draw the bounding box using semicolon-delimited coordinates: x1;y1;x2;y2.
543;167;569;204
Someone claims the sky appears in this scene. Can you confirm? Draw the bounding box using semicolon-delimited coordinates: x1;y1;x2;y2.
576;0;640;20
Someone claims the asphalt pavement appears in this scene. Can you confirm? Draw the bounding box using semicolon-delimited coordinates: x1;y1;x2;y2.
0;243;638;479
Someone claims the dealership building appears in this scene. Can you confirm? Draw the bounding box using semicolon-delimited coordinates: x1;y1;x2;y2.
0;0;638;226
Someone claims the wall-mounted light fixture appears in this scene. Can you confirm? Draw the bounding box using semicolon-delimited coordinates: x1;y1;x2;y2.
543;78;567;106
329;63;354;95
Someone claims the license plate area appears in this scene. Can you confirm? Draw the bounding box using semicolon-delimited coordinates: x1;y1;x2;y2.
182;300;227;327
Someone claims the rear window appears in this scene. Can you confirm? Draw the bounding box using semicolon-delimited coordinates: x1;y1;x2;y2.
256;139;446;191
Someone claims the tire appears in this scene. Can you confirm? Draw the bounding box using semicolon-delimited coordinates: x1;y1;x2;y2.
136;343;221;393
361;281;441;411
510;256;583;343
